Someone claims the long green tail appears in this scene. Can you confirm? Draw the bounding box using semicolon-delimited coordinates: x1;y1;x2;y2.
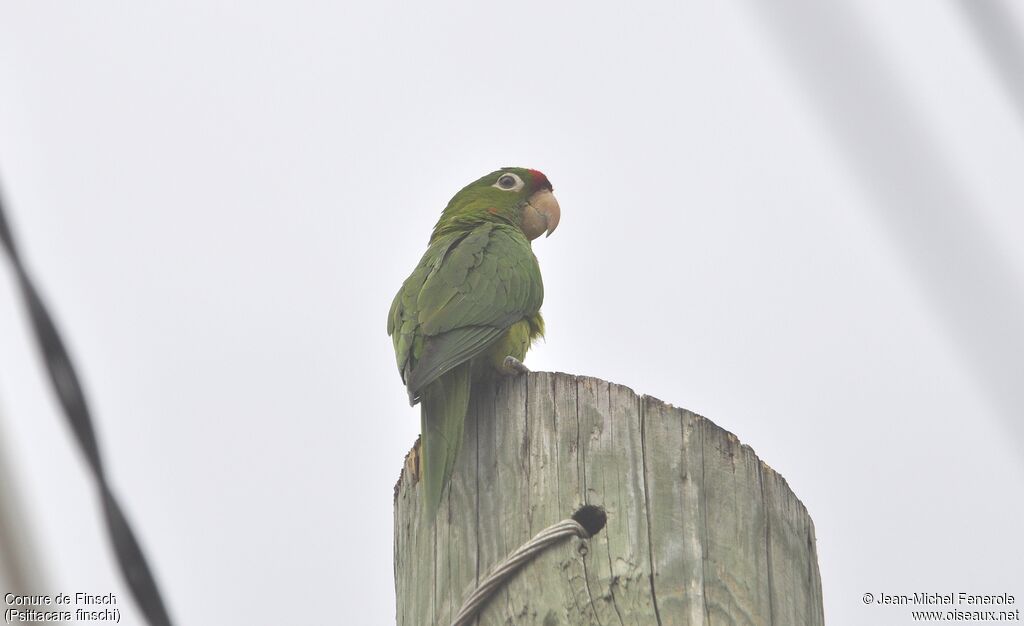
419;362;472;520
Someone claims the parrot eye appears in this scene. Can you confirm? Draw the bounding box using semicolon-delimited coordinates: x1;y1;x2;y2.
494;173;524;191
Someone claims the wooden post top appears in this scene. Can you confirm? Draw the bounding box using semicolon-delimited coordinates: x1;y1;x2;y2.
394;371;824;626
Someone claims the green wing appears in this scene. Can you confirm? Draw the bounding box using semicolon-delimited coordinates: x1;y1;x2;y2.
388;222;543;401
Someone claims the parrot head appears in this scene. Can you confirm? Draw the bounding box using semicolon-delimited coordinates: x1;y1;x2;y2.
430;167;561;242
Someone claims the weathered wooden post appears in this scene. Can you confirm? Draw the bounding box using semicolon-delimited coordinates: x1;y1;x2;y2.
394;372;824;625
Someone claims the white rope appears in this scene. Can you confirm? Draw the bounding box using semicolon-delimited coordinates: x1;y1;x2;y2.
450;518;592;626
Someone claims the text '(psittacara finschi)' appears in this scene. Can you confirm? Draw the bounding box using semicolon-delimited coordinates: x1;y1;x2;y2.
388;167;561;520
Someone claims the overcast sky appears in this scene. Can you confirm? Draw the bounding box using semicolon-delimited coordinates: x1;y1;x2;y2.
1;2;1022;625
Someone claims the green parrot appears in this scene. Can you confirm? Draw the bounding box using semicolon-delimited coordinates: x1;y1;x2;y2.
388;167;561;518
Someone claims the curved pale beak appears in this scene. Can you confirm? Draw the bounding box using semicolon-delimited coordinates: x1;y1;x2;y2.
521;189;561;240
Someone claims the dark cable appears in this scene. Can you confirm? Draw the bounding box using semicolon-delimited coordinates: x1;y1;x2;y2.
0;183;173;626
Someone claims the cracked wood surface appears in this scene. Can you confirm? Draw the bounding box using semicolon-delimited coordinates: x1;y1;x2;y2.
394;372;824;626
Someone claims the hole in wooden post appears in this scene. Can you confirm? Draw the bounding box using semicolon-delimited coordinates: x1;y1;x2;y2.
572;505;607;537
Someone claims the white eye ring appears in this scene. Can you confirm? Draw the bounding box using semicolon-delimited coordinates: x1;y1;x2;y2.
493;172;524;192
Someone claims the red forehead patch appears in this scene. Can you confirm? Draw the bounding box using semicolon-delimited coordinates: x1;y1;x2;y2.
527;169;552;190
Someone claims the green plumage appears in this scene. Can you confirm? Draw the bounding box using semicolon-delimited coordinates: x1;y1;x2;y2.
388;167;558;519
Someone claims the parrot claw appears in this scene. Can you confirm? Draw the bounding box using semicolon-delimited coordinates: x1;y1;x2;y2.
503;356;531;375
